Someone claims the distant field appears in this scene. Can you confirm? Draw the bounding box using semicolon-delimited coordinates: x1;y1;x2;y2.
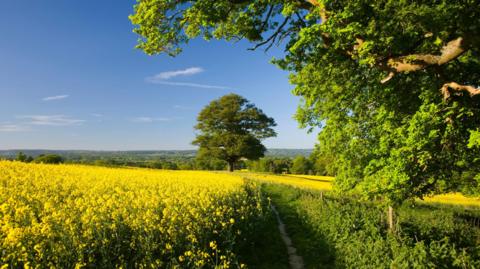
241;173;333;191
422;193;480;208
286;174;335;182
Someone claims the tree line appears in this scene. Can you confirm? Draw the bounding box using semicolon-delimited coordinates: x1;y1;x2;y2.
9;149;333;176
13;152;64;164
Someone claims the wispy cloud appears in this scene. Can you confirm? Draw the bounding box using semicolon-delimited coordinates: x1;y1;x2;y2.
42;95;69;101
146;67;231;90
90;113;104;117
173;105;193;110
0;124;29;132
18;115;85;126
130;117;171;123
149;81;231;90
149;67;204;81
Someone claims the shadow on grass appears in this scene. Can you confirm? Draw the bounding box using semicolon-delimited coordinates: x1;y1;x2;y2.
262;184;336;269
238;207;290;269
280;175;333;183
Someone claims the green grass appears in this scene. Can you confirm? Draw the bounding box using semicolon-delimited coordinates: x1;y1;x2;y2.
262;184;336;269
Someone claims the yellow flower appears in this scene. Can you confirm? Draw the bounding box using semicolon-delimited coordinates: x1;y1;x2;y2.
0;161;265;268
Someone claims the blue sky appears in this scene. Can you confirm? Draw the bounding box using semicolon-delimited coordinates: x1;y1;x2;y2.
0;0;317;150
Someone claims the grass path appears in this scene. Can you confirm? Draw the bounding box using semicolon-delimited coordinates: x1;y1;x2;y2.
261;184;335;269
271;204;305;269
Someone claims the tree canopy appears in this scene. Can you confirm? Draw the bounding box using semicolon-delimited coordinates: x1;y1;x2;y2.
193;94;276;171
33;154;64;164
291;155;312;175
130;0;480;204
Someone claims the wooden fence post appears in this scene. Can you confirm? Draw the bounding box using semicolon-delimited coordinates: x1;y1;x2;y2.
388;205;395;232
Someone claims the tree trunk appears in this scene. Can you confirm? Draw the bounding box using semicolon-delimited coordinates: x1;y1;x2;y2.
387;205;395;232
227;161;234;172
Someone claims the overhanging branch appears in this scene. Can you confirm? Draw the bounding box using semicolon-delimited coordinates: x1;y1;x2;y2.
441;82;480;100
381;37;466;83
305;0;327;22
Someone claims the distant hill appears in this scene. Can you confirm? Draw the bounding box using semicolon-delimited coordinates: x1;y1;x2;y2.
265;148;312;157
0;148;312;160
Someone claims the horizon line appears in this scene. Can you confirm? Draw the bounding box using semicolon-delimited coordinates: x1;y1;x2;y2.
0;147;313;152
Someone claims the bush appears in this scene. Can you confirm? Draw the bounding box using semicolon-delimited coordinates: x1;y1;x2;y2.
33;154;64;164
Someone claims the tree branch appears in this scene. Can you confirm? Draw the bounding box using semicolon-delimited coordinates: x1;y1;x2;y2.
305;0;327;23
259;5;275;33
228;0;252;4
441;82;480;100
381;37;466;83
249;17;290;51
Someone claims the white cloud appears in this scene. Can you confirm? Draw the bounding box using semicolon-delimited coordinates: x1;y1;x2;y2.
145;67;232;90
149;81;231;90
90;113;104;117
130;117;171;123
0;124;29;132
18;115;85;126
148;67;204;81
173;105;193;110
42;95;69;101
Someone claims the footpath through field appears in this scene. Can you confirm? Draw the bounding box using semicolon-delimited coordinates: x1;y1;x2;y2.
241;173;335;268
271;204;305;269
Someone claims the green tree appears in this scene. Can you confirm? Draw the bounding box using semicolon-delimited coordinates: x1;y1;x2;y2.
161;161;178;170
272;158;292;174
195;157;227;171
310;146;335;176
130;1;480;206
246;157;292;174
16;152;27;162
193;94;276;172
291;155;312;175
34;154;64;164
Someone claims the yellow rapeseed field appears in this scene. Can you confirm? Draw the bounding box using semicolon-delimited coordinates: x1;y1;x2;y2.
286;175;335;182
0;161;264;268
242;173;333;191
421;193;480;208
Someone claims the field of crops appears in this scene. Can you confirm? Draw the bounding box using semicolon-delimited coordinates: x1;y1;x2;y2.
0;161;264;268
241;173;333;192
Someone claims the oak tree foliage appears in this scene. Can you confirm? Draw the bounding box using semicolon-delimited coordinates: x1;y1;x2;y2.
193;94;276;171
